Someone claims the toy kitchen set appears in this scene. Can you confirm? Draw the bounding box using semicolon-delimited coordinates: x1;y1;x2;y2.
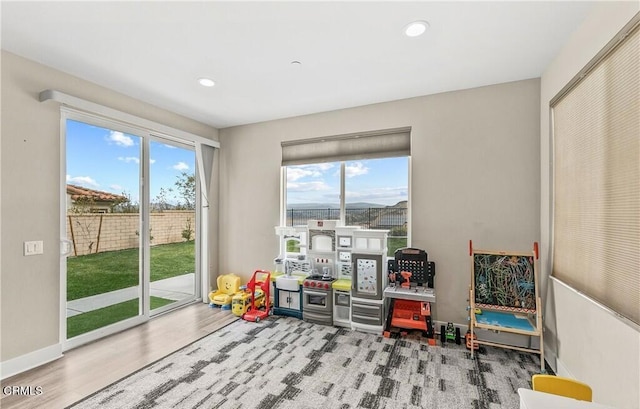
273;220;390;333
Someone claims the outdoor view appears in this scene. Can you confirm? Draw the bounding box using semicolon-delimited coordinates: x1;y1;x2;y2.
65;119;197;339
286;157;409;255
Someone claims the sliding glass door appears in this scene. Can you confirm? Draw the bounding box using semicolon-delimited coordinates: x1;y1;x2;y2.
148;139;197;315
62;113;201;349
64;118;144;346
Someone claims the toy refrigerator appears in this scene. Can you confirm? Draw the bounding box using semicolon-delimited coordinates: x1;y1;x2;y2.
350;230;388;334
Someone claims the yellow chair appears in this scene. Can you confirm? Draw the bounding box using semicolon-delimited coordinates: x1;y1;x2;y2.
532;374;593;402
208;273;241;309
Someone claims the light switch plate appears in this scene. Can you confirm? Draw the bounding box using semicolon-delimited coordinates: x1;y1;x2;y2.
24;241;44;256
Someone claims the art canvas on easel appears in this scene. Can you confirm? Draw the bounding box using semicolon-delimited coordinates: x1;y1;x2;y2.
468;241;545;372
473;252;536;312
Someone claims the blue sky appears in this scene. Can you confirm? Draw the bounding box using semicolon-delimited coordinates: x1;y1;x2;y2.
66;119;195;205
67;119;408;207
286;157;408;206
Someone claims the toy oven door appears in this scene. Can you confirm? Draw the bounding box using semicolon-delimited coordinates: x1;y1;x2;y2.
303;289;331;314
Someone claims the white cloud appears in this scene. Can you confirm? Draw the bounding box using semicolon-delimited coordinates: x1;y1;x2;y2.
110;184;123;192
66;175;99;187
287;181;331;192
117;156;154;164
287;163;335;181
107;131;134;147
118;156;140;164
287;167;315;182
345;162;369;178
173;162;189;171
314;163;335;171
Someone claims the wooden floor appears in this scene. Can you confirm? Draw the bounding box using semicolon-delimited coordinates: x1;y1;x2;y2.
0;303;237;409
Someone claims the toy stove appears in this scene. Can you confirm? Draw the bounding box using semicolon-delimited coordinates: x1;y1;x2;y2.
302;273;336;325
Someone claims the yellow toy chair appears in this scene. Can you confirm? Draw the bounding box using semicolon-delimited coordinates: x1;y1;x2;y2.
208;273;241;310
532;374;592;402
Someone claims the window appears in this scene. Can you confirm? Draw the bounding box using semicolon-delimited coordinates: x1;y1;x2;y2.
282;128;410;255
285;161;341;224
345;157;408;254
551;18;639;326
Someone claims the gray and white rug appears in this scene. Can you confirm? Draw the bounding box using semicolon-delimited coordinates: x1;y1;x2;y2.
69;316;540;409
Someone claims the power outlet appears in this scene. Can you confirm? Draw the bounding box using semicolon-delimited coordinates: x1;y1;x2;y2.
24;241;44;256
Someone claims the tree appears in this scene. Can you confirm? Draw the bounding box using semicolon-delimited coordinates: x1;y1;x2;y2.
68;195;99;254
174;172;196;210
112;192;139;213
152;187;172;212
182;217;194;241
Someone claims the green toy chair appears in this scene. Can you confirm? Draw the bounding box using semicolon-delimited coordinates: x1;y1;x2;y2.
532;374;593;402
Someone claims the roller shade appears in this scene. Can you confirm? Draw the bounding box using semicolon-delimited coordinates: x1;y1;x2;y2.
281;127;411;166
552;19;639;326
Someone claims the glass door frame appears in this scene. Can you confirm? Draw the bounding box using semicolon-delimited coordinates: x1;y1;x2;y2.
148;135;201;317
59;109;204;351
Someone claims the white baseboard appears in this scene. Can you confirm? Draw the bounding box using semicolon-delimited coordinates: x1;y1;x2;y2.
1;344;63;380
554;357;574;378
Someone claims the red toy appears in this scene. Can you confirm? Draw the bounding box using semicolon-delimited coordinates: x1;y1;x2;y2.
400;271;412;288
242;270;272;323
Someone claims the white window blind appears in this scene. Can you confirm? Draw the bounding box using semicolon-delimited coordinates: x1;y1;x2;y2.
281;127;411;166
551;19;639;326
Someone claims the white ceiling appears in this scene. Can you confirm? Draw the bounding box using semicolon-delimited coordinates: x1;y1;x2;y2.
1;1;595;129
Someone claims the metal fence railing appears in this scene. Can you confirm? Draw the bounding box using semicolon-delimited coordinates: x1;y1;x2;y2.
286;207;408;256
286;207;407;231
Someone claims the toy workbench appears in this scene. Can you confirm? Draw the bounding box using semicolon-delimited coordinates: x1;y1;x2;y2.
383;248;436;341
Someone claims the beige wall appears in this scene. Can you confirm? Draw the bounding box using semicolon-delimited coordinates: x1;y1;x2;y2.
219;78;541;326
540;3;640;409
0;51;219;363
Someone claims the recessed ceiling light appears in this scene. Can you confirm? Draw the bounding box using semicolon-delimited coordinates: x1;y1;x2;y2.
404;20;429;37
291;61;302;66
198;77;215;87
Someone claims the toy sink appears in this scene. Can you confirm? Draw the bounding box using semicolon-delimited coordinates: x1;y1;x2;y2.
275;274;305;291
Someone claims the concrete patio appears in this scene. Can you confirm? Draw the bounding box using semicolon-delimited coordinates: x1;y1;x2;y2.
66;273;196;317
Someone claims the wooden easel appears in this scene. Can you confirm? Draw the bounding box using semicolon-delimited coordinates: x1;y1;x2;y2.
469;241;544;372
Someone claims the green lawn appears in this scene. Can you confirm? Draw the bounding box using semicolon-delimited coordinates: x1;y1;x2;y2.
67;296;174;338
67;241;195;301
388;237;408;256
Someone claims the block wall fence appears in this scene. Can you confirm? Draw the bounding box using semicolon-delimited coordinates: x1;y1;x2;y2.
66;211;195;256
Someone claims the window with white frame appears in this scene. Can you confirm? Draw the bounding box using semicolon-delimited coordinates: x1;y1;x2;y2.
282;128;410;256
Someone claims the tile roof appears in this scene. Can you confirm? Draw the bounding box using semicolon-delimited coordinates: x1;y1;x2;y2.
66;184;127;202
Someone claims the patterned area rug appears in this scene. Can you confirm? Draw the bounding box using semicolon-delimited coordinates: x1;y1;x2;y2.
68;316;540;409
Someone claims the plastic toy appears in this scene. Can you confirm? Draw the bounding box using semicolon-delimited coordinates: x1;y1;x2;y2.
209;273;241;310
400;271;412;288
383;248;436;342
465;301;480;349
465;329;479;350
232;287;265;317
242;270;272;322
440;322;461;345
